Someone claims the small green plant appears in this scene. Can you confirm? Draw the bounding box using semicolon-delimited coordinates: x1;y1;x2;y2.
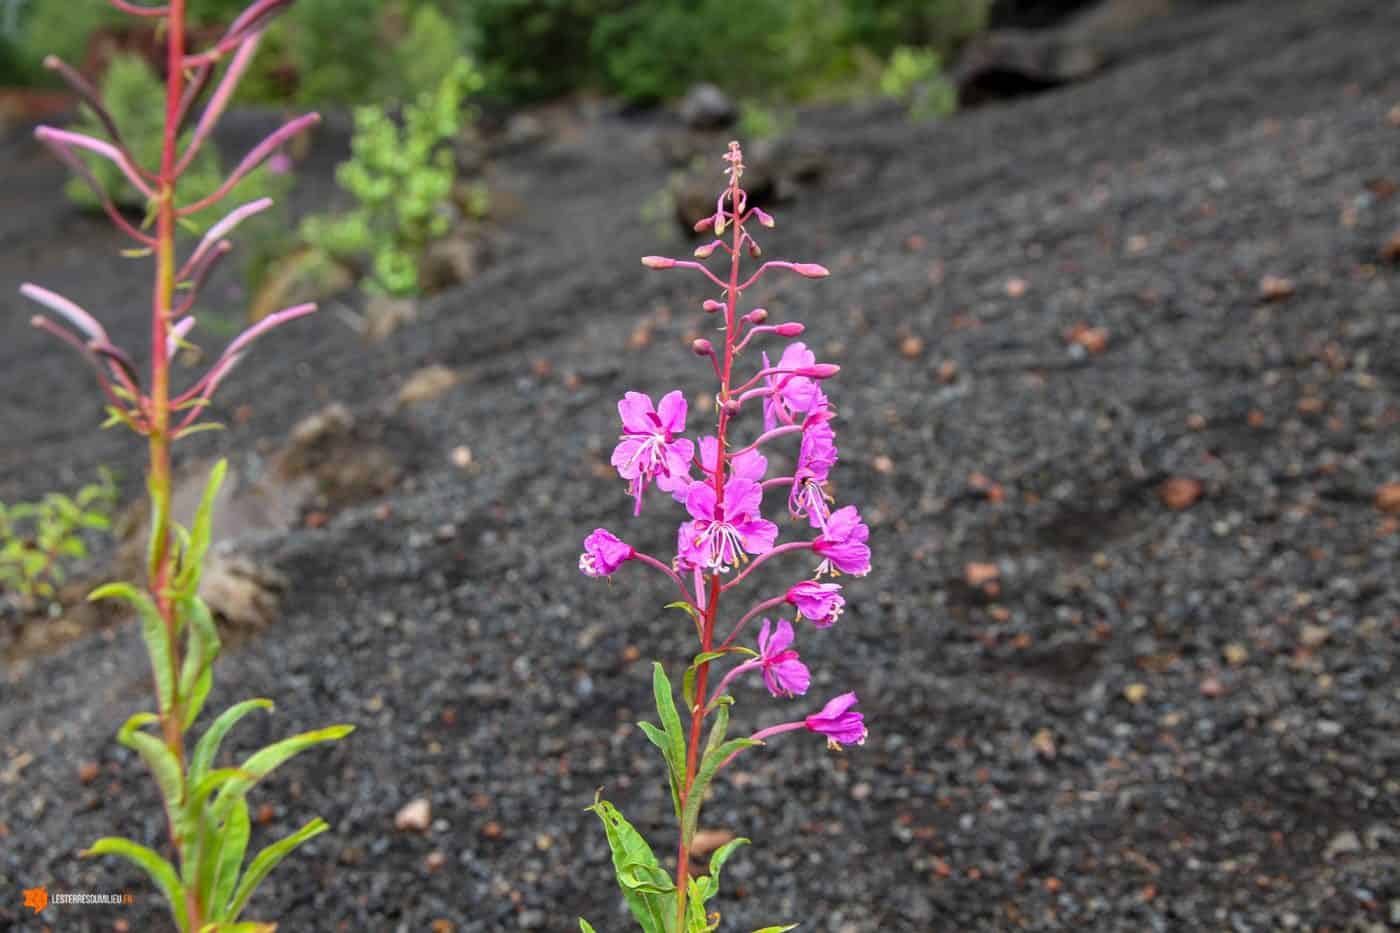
0;469;117;610
879;45;957;121
301;56;485;297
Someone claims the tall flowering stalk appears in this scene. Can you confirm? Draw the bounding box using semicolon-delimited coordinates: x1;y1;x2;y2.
579;142;869;933
22;2;350;930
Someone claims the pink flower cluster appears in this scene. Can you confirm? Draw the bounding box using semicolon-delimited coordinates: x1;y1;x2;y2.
580;141;869;751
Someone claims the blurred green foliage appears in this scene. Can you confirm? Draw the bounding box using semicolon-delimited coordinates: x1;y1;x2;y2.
0;469;117;610
880;46;958;121
3;0;986;107
301;56;485;296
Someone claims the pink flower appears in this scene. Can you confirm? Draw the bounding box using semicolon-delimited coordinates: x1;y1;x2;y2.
761;343;829;431
677;477;778;572
786;580;845;628
579;528;634;578
804;692;867;748
611;390;695;515
756;619;810;698
788;417;838;529
812;505;871;577
669;435;768;504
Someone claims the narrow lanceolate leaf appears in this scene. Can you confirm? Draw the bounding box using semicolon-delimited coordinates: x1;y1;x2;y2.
179;597;222;728
90;582;175;715
637;721;682;819
210;724;355;820
190;699;274;789
83;837;187;933
579;921;598;933
176;459;226;597
116;713;184;814
682;720;759;853
586;796;676;933
199;923;276;932
652;663;686;776
225;817;329;922
209;798;251;919
750;926;799;933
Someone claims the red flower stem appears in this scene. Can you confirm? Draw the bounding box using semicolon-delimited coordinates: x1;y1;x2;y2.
675;146;744;928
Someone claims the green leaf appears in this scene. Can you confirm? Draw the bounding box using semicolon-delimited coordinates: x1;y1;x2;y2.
586;796;676;933
179;597;222;728
652;663;686;772
83;837;188;933
175;459;225;596
705;836;749;889
210;798;251;918
637;721;682;819
225;817;329;921
116;713;184;814
199;924;276;933
190;699;274;790
210;724;355;821
750;926;799;933
681;713;758;853
90;582;175;715
579;922;598;933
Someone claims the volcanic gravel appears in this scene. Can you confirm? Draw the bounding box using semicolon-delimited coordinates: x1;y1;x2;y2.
3;1;1399;930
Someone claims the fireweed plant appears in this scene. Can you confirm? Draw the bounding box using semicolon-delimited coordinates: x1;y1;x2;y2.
578;142;870;933
21;1;351;930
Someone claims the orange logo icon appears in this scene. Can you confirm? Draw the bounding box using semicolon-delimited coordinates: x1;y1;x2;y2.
22;885;49;914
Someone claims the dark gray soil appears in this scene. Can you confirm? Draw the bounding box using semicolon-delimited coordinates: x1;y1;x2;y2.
3;1;1399;930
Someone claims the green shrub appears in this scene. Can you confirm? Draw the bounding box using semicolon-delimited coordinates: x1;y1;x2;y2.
0;470;117;610
302;57;485;297
880;46;958;121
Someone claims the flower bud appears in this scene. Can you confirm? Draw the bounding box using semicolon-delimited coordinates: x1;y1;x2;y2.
692;338;714;357
744;308;768;324
693;240;720;259
748;241;762;258
799;364;841;379
642;256;676;269
702;299;724;313
793;263;830;278
693;215;715;233
753;207;775;228
722;398;742;416
715;216;727;235
774;322;805;337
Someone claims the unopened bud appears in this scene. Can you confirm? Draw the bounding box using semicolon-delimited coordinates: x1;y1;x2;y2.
748;241;762;258
715;216;727;235
753;207;775;228
694;215;715;233
774;322;805;337
794;263;830;278
722;398;742;416
692;338;714;356
702;299;724;313
693;241;720;259
642;256;676;269
799;364;841;379
744;308;768;324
